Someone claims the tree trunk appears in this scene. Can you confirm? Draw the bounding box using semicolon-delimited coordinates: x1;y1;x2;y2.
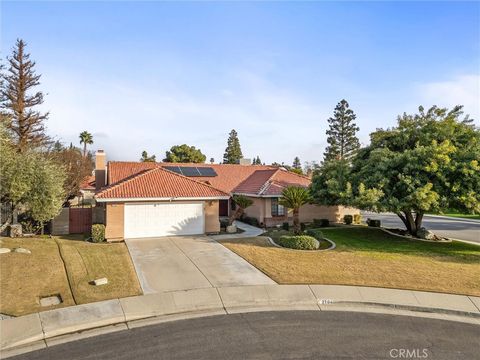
83;144;87;157
40;221;44;235
293;208;300;234
228;207;243;225
396;211;424;237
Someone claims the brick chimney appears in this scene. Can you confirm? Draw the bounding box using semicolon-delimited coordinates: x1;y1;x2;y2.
95;150;107;190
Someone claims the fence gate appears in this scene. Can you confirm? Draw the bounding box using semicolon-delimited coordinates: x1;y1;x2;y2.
69;208;92;234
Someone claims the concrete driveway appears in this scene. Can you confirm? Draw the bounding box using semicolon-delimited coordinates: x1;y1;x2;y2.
125;236;275;294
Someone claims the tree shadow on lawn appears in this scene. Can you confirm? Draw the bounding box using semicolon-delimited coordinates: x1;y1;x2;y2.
321;227;480;265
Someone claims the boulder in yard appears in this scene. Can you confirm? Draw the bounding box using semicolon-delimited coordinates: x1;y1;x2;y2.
226;225;237;234
0;248;11;254
8;224;22;237
92;277;108;286
13;247;31;254
417;228;436;241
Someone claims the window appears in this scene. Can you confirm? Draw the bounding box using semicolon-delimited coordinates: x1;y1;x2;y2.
271;198;285;217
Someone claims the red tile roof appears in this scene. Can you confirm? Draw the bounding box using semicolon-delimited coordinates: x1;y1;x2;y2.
107;162;278;193
80;175;95;191
96;167;229;200
233;168;310;196
102;162;311;200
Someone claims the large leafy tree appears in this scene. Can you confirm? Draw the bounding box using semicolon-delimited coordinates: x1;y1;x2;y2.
50;143;93;203
348;105;479;236
79;131;93;157
310;159;350;205
0;39;49;152
279;186;311;234
1;125;65;233
164;144;206;163
223;129;243;164
323;99;360;162
140;150;156;162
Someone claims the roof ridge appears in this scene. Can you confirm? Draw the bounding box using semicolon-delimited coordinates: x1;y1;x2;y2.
257;169;281;195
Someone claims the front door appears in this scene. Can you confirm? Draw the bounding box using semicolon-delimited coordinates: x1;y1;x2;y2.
219;199;229;217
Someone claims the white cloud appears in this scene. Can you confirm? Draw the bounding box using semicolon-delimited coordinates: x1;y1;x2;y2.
416;74;480;122
40;69;330;164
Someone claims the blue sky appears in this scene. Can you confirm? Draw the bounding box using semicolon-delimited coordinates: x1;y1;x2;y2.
1;1;479;165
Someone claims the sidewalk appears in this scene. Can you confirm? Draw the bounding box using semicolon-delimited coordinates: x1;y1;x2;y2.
1;284;479;358
210;221;264;240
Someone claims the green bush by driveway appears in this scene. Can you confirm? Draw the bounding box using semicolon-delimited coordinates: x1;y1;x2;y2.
277;235;319;250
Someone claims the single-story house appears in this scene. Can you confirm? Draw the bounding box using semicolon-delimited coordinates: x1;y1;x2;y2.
93;151;358;241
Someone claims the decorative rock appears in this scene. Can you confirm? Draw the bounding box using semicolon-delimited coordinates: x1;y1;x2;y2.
417;227;436;241
226;225;237;234
13;247;31;254
40;295;62;307
8;224;22;238
0;248;11;254
93;277;108;286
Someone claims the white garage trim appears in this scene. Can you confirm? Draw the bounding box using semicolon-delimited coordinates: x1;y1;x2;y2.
124;202;205;238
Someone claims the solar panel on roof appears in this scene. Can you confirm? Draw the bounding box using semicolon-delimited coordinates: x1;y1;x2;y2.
164;166;182;175
179;167;201;176
198;167;217;177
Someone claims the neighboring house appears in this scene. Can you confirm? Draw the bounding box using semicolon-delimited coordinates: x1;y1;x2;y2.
93;151;358;241
67;174;96;206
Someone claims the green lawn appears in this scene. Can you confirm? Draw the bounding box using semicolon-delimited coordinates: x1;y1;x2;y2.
0;236;142;316
220;227;480;296
429;210;480;220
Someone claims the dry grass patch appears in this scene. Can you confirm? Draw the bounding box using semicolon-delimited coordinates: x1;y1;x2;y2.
0;236;142;316
57;239;142;304
220;227;480;296
0;237;75;316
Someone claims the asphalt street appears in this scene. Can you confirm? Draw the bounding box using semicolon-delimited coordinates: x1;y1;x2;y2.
10;311;479;360
362;212;480;243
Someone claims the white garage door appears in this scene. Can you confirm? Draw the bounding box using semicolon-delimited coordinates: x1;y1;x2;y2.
124;202;204;238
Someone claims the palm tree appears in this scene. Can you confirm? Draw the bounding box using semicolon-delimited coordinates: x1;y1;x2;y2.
79;131;93;157
229;195;254;225
279;186;312;234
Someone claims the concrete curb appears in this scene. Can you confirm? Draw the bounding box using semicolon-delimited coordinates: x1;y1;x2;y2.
1;285;479;358
380;228;452;243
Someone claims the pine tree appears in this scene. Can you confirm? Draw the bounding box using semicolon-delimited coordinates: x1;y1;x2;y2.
140;150;156;162
293;156;301;169
253;155;262;165
323;99;360;163
223;129;243;164
0;39;49;152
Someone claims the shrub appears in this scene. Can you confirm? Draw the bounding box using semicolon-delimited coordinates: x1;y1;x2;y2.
277;235;319;250
313;218;330;227
343;215;353;225
367;219;381;227
220;218;229;229
91;224;105;243
305;228;324;240
282;222;289;231
300;222;306;231
353;214;362;224
241;216;260;227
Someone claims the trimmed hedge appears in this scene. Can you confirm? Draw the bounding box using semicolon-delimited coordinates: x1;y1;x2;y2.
343;215;353;225
367;219;381;227
282;222;289;231
313;218;330;227
241;216;260;227
304;228;324;240
277;235;319;250
91;224;105;243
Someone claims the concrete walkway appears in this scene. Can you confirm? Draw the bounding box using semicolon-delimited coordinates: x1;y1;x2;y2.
210;221;264;240
125;235;274;294
1;284;479;358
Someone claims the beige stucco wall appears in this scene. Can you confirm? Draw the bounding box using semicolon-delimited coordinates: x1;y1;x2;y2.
204;200;220;234
299;204;360;223
243;197;266;222
105;203;124;241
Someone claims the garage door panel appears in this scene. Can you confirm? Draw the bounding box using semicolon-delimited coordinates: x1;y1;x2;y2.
124;203;204;238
